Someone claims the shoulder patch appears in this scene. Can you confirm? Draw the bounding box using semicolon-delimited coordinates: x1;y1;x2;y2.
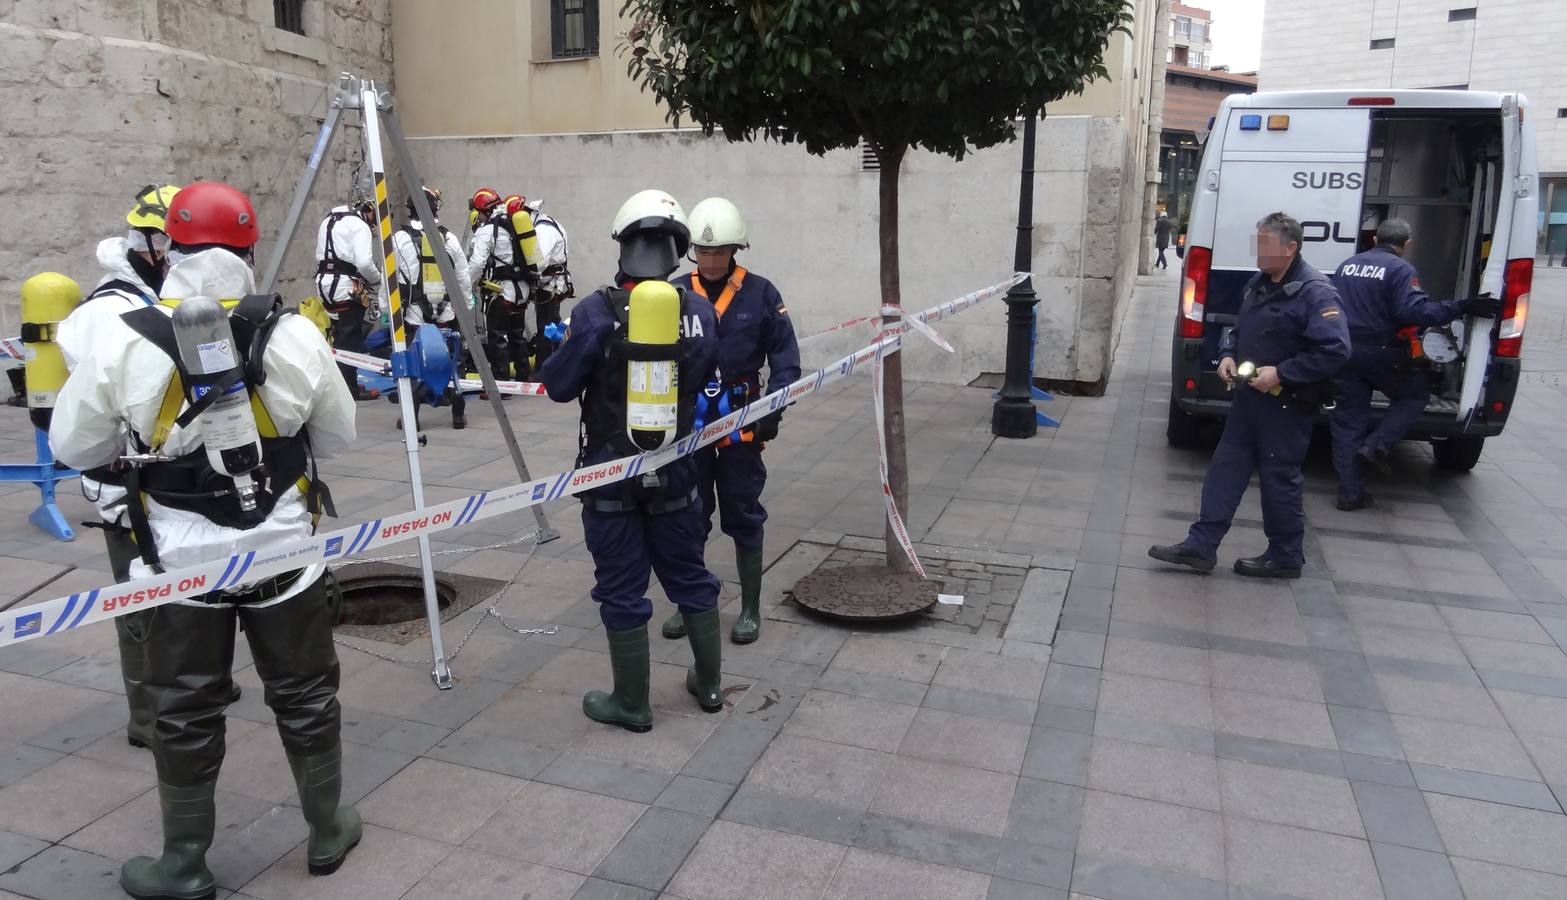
776;304;788;316
1321;308;1341;319
1410;277;1422;290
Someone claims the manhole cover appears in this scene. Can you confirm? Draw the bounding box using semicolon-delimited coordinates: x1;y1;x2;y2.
790;563;938;623
331;563;508;645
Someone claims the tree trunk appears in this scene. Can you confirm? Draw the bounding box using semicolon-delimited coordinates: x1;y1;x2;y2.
877;142;911;573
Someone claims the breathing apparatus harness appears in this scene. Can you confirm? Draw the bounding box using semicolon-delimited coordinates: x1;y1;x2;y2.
400;223;452;323
576;284;700;515
112;293;335;575
316;210;368;314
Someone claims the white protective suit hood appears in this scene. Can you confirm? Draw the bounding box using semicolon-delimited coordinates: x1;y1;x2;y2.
94;236;157;297
162;248;256;301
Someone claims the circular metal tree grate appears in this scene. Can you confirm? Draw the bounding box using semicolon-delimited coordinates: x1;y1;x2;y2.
789;564;938;623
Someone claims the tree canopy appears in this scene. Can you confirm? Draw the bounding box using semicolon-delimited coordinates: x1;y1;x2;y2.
621;0;1133;159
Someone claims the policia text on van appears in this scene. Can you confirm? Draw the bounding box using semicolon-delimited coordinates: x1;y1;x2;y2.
1167;90;1539;472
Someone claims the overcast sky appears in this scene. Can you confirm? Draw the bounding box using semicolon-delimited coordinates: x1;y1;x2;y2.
1190;0;1264;72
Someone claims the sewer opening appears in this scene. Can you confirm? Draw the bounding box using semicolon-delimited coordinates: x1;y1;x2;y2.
336;573;455;627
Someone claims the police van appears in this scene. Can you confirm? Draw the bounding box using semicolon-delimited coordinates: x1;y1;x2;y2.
1167;90;1539;471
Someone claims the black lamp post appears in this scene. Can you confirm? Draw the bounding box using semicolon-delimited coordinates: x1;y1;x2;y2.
991;111;1041;439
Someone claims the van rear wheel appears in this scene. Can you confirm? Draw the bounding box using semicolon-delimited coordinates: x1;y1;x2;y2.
1432;436;1484;472
1167;394;1203;448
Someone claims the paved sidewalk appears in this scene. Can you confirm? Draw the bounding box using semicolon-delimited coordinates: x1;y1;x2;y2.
0;267;1565;899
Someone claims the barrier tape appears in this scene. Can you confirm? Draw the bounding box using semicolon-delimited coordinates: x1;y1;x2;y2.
0;338;23;361
0;274;1024;648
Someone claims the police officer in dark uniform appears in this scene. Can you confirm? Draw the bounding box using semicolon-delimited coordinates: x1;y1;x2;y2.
537;189;724;733
1150;212;1350;579
1328;218;1501;510
659;198;800;646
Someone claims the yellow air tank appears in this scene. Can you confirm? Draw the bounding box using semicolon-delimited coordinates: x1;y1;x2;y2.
509;208;543;269
20;272;81;430
625;280;680;451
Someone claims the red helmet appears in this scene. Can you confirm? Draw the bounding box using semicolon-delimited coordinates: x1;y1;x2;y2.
469;188;502;213
165;182;259;249
504;194;526;216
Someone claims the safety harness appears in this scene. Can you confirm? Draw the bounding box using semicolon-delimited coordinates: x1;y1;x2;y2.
687;267;759;448
400;224;451;322
316;210;366;314
486;215;539;289
113;294;335;573
577;286;700;515
534;214;573;298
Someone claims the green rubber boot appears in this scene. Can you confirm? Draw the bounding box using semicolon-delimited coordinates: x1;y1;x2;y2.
120;781;217;900
583;625;653;733
731;544;765;645
287;746;363;876
682;608;724;713
659;608;687;640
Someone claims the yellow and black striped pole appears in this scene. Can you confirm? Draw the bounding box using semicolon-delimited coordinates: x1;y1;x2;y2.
360;80;452;688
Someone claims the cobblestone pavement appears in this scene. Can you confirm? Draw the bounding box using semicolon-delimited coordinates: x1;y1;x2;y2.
0;266;1565;899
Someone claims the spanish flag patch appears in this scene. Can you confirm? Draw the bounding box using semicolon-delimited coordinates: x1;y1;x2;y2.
1321;308;1341;319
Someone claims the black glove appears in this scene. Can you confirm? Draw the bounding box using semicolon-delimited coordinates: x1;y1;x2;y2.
753;411;783;442
1458;295;1503;318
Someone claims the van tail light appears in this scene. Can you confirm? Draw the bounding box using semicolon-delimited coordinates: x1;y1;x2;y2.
1498;258;1532;358
1179;246;1211;339
1348;96;1396;106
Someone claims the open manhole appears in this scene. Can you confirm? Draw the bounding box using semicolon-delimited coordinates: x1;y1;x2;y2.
331;562;508;645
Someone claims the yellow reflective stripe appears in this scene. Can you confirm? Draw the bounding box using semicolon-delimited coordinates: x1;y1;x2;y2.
159;299;241;310
249;392;279;439
373;173;405;346
150;376;184;451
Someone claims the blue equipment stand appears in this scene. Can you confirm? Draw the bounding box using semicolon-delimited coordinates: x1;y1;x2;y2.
991;309;1061;428
0;427;79;541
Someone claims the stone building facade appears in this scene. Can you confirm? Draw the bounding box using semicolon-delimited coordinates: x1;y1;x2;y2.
0;0;394;334
395;0;1165;392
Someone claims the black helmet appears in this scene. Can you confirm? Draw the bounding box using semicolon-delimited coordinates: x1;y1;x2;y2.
405;186;441;219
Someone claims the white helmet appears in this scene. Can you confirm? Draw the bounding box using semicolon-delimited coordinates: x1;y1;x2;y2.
688;197;748;249
611;189;690;279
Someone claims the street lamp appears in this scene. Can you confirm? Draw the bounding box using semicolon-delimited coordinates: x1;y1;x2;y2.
991;111;1041;438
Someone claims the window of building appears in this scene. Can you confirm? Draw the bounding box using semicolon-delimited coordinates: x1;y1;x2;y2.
274;0;305;35
1174;16;1190;39
1189;21;1206;43
551;0;599;58
1370;37;1395;49
1558;108;1567;118
1165;47;1173;64
1448;7;1477;21
1172;45;1189;66
1189;50;1205;67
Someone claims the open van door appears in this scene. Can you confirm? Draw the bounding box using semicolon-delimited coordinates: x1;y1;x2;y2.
1457;95;1523;425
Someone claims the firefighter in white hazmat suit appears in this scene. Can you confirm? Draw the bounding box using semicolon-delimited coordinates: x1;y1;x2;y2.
49;182;362;900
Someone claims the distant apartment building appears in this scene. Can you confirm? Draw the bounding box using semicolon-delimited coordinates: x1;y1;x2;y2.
1260;0;1567;262
1168;2;1214;69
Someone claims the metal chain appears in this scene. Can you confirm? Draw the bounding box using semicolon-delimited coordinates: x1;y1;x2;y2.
333;531;542;567
331;588;558;670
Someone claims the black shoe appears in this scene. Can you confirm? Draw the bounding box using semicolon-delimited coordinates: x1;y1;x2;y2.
451;411;466;430
1356;445;1392;476
1336;490;1372;512
1148;542;1216;573
1233;556;1302;579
